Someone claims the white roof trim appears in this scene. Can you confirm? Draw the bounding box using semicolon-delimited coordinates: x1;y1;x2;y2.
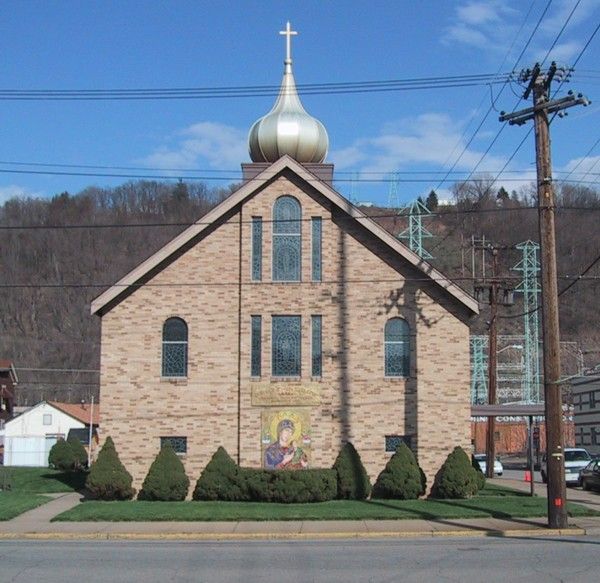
91;156;478;315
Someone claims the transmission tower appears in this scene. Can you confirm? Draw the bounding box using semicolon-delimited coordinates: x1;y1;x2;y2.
349;172;359;204
470;335;488;404
512;240;541;403
398;199;433;259
388;172;401;209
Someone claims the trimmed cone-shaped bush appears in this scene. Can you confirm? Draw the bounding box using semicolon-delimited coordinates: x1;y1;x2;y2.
372;443;425;499
332;442;371;500
67;434;89;470
48;438;75;471
430;446;478;499
138;444;190;501
471;455;486;491
85;436;135;500
193;447;247;501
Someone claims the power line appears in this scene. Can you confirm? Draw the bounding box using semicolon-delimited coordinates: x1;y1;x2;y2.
1;274;598;290
4;166;598;184
0;73;511;101
2;204;600;231
431;0;555;194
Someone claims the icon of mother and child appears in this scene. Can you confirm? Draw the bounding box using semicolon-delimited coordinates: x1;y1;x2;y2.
263;418;309;470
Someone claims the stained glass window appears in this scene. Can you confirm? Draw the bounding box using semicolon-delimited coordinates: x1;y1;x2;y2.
162;317;188;377
312;217;322;281
384;318;410;377
251;217;262;281
272;316;301;377
160;436;187;454
251;315;262;377
273;196;301;281
311;315;322;377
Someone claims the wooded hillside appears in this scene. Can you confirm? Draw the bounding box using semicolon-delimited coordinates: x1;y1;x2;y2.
1;178;598;404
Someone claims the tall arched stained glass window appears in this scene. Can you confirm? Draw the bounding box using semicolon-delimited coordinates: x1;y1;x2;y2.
162;317;188;377
273;196;301;281
384;318;410;377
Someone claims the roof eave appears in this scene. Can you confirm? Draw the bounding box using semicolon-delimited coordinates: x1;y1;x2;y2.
91;155;478;317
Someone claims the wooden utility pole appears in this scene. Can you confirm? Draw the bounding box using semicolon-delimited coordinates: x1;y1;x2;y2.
485;249;499;479
533;75;567;529
500;63;590;529
474;245;513;478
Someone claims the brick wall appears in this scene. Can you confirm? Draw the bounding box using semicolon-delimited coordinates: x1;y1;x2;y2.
99;171;473;494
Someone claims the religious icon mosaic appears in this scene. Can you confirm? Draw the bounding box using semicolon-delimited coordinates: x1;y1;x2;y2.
261;409;311;470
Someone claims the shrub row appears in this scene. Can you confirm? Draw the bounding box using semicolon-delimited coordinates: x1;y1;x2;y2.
193;447;337;503
84;438;486;502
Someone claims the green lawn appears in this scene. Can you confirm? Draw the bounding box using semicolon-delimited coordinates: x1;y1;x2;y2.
0;467;87;493
0;493;52;521
54;487;599;523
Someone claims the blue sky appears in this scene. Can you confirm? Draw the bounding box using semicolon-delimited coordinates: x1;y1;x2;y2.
0;0;598;206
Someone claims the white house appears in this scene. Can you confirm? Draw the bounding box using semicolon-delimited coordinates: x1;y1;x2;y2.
1;401;99;467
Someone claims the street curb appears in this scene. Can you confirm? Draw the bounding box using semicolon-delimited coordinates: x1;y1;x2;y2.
0;527;586;541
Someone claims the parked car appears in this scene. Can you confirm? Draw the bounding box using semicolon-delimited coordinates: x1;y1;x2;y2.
541;447;591;486
580;460;600;492
473;454;503;476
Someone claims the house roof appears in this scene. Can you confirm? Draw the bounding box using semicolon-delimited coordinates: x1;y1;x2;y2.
91;155;479;316
0;360;18;384
49;401;100;426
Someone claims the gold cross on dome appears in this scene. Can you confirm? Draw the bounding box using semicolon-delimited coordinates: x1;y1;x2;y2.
279;21;298;63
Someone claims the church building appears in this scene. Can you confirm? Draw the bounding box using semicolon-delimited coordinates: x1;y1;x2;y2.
91;23;478;492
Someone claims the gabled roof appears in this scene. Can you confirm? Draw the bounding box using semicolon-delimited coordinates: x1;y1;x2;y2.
49;401;100;425
4;400;99;427
91;155;478;316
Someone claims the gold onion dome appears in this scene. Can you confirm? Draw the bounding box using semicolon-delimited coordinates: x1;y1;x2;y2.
248;22;329;164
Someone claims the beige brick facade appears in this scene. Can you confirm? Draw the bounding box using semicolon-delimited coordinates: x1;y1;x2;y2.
97;164;475;495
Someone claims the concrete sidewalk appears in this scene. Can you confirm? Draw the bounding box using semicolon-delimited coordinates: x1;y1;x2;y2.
0;491;594;541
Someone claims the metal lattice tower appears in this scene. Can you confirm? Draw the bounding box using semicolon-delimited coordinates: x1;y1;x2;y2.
470;335;488;404
349;172;359;204
388;172;401;209
398;199;433;259
512;241;541;403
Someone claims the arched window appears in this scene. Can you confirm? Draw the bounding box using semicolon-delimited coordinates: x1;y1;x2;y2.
162;317;188;377
384;318;410;377
273;196;301;281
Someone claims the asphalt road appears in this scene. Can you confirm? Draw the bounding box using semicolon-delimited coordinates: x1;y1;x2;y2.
1;537;600;583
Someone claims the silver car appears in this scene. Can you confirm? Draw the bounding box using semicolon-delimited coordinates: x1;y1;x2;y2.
541;448;591;486
473;454;503;476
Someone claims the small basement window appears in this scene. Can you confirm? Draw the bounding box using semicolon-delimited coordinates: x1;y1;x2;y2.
385;435;411;453
160;436;187;454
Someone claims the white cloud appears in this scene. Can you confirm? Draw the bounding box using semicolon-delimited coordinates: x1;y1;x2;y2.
534;40;582;64
0;185;42;204
142;121;248;171
330;113;508;180
540;0;597;35
562;155;600;179
443;1;517;51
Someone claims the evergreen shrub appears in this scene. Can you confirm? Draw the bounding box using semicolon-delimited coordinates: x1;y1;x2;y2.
471;455;486;491
138;444;190;501
48;439;75;471
193;447;247;501
430;446;478;499
332;442;371;500
85;436;135;500
372;443;425;499
67;434;89;470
